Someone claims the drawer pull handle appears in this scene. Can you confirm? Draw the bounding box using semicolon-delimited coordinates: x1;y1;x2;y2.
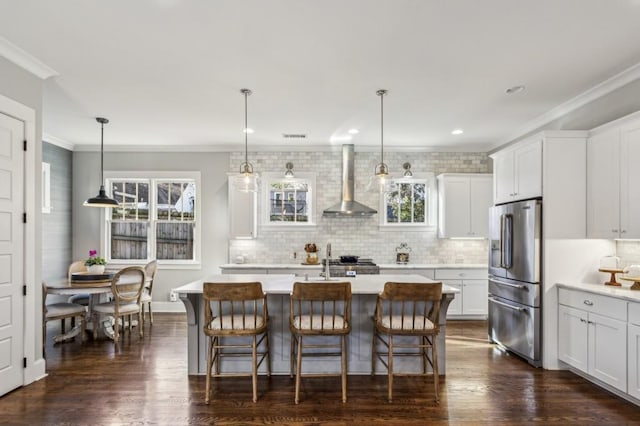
583;300;594;306
580;318;587;323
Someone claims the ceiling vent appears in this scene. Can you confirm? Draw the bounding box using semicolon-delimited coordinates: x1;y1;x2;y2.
282;133;307;139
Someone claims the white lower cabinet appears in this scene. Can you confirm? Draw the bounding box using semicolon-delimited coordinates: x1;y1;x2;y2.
629;302;640;400
558;288;627;393
435;269;488;319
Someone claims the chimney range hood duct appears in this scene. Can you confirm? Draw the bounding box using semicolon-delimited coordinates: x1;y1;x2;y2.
323;144;377;217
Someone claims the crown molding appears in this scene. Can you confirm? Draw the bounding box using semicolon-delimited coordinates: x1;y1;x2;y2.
0;36;58;80
72;143;491;154
496;60;640;150
43;133;74;151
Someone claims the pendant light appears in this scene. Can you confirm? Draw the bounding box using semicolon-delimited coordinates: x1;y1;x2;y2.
83;117;119;208
232;88;259;192
374;89;389;180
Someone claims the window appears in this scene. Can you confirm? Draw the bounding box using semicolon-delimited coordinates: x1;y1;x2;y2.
380;174;436;228
104;172;200;267
262;173;316;227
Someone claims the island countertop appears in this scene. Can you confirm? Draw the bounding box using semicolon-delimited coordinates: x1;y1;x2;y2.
218;263;487;270
174;274;460;295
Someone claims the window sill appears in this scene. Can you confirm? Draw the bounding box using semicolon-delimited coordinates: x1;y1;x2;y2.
106;261;202;270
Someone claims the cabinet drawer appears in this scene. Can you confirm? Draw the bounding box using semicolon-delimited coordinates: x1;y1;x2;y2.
630;302;640;326
435;268;487;280
558;288;627;321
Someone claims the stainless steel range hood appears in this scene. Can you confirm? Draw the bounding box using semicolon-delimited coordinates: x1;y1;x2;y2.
323;144;377;217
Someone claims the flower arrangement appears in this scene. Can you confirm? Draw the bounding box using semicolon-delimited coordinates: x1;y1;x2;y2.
85;249;107;267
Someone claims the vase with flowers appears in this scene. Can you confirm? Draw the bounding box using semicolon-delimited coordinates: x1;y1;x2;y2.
85;249;107;274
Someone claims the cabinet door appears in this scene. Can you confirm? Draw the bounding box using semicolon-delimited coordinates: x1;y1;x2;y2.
442;279;462;317
587;129;620;238
228;184;257;239
629;323;640;399
461;279;488;316
469;176;493;238
439;176;470;238
620;123;640;238
558;305;588;372
514;139;542;201
493;149;515;204
588;312;627;391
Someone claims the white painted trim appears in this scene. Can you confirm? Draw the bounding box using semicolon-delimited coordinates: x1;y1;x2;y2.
497;61;640;149
0;36;58;80
73;143;493;154
0;93;43;386
43;133;74;151
152;301;186;313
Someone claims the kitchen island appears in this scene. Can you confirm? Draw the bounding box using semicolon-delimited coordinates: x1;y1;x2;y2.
174;274;458;376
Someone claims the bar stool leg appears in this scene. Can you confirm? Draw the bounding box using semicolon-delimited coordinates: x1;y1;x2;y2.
295;335;303;404
205;336;213;404
252;335;258;403
432;336;439;402
388;335;394;403
341;334;347;403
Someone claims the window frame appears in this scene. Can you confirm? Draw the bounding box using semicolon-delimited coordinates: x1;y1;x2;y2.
103;171;201;269
261;172;317;229
378;173;437;231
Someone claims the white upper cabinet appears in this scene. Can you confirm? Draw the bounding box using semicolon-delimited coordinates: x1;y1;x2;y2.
228;179;257;239
491;138;542;204
437;173;492;238
587;118;640;239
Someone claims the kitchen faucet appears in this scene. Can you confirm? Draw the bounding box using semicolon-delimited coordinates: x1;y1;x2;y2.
325;243;332;280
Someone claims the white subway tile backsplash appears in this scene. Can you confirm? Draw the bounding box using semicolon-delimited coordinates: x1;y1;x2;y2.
229;150;491;264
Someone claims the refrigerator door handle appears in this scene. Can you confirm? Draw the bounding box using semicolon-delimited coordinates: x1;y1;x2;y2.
491;278;526;290
503;213;513;269
489;296;526;313
499;214;505;267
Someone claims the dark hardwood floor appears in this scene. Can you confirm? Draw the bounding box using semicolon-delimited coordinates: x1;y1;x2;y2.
2;315;639;425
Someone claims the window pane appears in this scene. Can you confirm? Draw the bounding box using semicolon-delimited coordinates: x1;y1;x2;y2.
269;180;310;223
413;183;426;222
110;222;147;260
111;181;149;220
157;181;196;221
400;183;412;223
385;190;399;223
156;222;194;260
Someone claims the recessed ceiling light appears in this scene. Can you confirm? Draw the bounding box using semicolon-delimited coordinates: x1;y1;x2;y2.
243;128;254;134
451;129;464;135
506;85;525;94
348;128;359;134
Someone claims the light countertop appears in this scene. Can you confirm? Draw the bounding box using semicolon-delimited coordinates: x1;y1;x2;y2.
220;263;487;269
557;281;640;303
174;273;460;295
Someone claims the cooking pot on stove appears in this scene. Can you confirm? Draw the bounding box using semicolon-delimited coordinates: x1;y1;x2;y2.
339;255;359;263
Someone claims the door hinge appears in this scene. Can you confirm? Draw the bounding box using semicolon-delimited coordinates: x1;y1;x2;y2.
23;285;27;296
23;140;27;151
23;357;27;368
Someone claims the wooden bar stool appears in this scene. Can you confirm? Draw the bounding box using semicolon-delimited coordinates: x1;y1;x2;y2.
289;281;352;404
372;281;442;402
203;281;270;404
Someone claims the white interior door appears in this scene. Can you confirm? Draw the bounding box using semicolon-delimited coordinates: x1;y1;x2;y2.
0;112;25;396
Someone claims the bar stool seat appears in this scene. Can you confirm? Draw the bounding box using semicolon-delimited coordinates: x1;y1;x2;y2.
203;281;270;404
289;281;352;404
372;281;442;403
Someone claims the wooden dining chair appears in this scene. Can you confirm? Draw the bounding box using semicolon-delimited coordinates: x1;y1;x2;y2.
203;281;270;404
289;281;352;404
66;260;89;329
371;281;442;402
42;282;86;353
92;266;146;344
140;260;157;327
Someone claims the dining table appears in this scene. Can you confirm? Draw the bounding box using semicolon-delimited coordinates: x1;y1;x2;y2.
46;272;148;342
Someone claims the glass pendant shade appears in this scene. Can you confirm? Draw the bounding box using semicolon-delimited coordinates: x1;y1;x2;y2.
234;88;258;192
84;117;119;208
375;89;391;191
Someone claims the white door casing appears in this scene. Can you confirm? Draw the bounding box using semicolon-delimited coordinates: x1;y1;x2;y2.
0;112;24;396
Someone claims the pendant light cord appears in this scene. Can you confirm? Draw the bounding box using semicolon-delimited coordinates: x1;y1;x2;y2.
100;120;105;187
244;89;249;167
380;91;384;164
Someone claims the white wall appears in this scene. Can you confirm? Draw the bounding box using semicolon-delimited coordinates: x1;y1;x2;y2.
72;151;230;305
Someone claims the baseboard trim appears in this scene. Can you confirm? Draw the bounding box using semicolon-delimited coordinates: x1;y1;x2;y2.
151;301;186;313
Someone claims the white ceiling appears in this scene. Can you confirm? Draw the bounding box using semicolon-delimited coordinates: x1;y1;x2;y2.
3;0;640;151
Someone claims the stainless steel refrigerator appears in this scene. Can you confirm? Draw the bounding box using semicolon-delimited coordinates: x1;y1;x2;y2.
488;198;542;367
